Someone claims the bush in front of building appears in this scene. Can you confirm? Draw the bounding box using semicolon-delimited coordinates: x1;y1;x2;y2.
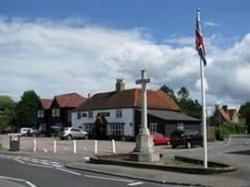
216;122;247;141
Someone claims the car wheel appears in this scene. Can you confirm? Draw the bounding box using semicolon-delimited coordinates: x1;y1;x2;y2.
186;142;192;149
67;135;73;140
171;144;176;148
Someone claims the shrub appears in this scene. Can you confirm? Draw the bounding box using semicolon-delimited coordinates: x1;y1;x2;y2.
216;122;247;140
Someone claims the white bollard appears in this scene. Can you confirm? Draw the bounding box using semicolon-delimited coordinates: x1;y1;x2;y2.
33;138;37;152
73;140;77;154
94;140;98;154
112;139;116;154
53;140;57;153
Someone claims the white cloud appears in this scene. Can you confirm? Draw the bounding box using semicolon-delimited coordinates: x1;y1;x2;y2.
0;17;250;107
204;21;219;27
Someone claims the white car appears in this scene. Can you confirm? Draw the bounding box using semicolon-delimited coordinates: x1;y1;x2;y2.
61;127;87;140
20;128;34;136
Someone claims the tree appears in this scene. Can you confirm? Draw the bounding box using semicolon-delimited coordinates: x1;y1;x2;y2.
177;87;189;101
16;90;40;128
239;102;250;117
0;96;16;130
160;84;177;101
160;85;202;118
179;99;202;119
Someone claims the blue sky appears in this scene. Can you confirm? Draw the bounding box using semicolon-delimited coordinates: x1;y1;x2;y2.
0;0;249;42
0;0;250;109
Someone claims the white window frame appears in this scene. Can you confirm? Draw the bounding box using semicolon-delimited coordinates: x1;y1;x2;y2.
88;111;93;118
116;109;122;118
52;108;60;117
110;124;124;137
149;123;158;133
37;110;44;118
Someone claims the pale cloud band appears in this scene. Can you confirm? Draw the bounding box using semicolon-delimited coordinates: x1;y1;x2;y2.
0;17;249;106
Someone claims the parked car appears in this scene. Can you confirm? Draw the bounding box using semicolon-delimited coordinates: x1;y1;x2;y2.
20;127;34;136
170;129;203;148
60;127;87;140
151;133;171;145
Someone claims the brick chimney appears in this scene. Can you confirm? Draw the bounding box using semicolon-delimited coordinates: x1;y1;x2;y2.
116;79;125;92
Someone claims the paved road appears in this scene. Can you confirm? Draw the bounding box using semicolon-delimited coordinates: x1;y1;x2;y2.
0;155;176;187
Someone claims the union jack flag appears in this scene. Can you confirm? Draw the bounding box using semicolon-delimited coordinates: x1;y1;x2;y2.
195;8;207;66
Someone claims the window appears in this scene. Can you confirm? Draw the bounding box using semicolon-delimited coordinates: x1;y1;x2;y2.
52;108;60;117
149;123;158;133
177;122;184;130
116;110;122;118
88;111;93;118
84;123;95;134
37;110;44;118
77;112;81;119
82;112;87;118
71;128;80;132
110;124;124;136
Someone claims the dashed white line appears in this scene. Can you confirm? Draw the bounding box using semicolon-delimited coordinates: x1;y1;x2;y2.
14;159;25;164
27;163;53;168
56;168;82;176
128;181;144;186
84;174;133;183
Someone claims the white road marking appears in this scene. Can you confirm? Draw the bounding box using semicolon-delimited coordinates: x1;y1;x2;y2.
83;156;90;161
128;181;144;186
84;175;133;183
225;137;232;147
43;148;48;153
31;158;39;163
0;154;13;159
50;161;60;165
0;175;37;187
56;168;82;176
14;159;25;164
27;163;53;168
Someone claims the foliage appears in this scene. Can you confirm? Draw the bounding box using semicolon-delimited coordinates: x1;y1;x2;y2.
177;87;189;100
239;102;250;117
0;96;16;130
160;84;177;101
216;122;247;141
15;90;40;128
178;99;202;119
159;85;202;119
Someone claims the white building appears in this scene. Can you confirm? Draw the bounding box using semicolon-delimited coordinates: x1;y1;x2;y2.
72;79;200;140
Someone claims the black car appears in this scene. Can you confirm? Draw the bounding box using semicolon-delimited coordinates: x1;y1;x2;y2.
170;129;203;148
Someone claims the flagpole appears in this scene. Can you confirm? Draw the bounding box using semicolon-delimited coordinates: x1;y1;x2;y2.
200;56;208;168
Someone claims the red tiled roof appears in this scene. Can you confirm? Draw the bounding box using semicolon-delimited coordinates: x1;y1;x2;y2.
77;88;180;111
40;99;52;109
55;93;86;108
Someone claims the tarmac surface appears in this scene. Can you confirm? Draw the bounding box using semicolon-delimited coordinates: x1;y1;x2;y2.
0;135;249;187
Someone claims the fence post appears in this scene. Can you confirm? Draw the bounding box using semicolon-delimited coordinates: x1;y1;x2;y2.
94;140;98;154
112;139;116;154
73;140;77;154
53;140;57;153
33;138;37;152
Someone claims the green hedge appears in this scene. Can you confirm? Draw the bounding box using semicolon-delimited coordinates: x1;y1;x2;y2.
216;122;247;141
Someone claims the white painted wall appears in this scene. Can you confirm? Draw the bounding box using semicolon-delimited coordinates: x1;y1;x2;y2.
71;108;135;137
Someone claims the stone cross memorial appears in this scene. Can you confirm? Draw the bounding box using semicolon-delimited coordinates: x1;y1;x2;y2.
133;70;159;162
